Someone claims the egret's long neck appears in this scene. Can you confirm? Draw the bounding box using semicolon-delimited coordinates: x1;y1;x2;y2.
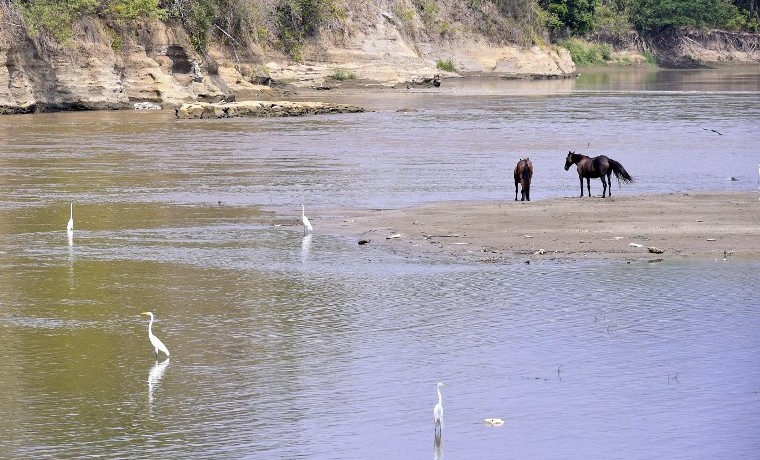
147;316;154;336
302;204;305;217
437;387;442;406
70;203;73;218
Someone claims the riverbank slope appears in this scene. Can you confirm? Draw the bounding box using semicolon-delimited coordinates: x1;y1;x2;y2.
1;6;758;114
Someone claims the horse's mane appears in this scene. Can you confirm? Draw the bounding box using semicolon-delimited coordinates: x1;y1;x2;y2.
572;152;589;162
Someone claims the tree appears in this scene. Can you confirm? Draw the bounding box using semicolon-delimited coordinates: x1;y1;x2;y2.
543;0;597;35
630;0;745;33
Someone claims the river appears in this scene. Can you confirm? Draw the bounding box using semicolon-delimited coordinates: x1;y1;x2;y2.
0;68;758;459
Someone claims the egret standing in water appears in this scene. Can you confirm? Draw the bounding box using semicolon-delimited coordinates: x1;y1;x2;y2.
140;312;170;359
434;382;446;440
302;204;313;235
66;203;74;232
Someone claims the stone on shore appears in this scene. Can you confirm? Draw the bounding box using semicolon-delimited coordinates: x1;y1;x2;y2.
175;100;365;119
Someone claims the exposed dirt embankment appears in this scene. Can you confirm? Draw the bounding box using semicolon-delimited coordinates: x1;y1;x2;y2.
1;5;758;115
0;9;576;114
653;28;760;68
594;28;760;68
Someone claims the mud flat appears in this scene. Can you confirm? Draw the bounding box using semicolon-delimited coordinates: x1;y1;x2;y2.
315;192;760;263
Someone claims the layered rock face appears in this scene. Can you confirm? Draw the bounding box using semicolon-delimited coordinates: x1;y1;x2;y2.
0;10;579;114
4;9;756;115
0;19;235;114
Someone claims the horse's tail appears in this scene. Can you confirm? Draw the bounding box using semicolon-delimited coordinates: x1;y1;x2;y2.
609;159;634;185
522;159;532;183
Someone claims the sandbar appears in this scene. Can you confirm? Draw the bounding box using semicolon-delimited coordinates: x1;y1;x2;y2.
314;191;760;263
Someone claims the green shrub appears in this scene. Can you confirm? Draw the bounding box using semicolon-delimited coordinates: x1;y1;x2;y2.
642;50;658;66
559;38;613;66
630;0;746;34
275;0;341;60
104;0;168;20
329;69;356;81
19;0;168;44
20;0;98;43
436;58;456;72
412;0;437;24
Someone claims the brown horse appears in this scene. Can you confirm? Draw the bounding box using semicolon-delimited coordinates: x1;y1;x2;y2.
514;158;533;201
564;151;633;198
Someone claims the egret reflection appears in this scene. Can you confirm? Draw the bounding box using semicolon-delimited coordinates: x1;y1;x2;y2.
148;358;170;405
434;437;443;460
301;233;312;261
66;202;73;232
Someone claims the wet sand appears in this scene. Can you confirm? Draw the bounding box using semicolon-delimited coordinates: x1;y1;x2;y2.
315;191;760;263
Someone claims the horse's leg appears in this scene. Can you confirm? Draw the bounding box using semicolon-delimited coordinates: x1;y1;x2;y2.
586;177;591;197
601;176;608;198
578;176;584;197
515;179;519;201
607;172;612;197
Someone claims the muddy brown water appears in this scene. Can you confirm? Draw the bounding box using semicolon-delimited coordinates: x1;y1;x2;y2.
0;69;758;458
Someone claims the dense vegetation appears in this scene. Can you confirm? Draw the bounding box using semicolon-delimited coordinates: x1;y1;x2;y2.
2;0;757;58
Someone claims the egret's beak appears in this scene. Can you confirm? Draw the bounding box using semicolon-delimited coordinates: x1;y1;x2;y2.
140;312;149;316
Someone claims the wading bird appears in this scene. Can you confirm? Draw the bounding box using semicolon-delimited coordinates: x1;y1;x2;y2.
302;204;313;234
66;203;74;232
140;312;170;359
434;382;446;439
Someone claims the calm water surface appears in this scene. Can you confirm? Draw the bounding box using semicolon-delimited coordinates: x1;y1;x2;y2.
0;69;759;459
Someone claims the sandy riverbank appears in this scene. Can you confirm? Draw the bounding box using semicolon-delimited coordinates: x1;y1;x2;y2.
312;191;759;263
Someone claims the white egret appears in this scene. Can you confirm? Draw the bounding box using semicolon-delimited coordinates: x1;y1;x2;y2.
484;418;505;426
433;382;446;439
66;203;74;232
140;312;170;359
301;204;313;234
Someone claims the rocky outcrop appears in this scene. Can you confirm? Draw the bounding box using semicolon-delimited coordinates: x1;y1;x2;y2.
1;7;757;114
0;9;577;114
175;100;365;119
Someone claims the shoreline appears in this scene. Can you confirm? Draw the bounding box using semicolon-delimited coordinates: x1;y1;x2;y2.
310;191;760;264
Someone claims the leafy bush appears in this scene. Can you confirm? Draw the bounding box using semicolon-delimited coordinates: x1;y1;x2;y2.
329;69;356;81
436;58;456;72
547;0;597;35
559;38;613;66
20;0;98;42
105;0;167;20
630;0;746;34
18;0;167;44
642;50;658;65
412;0;438;24
275;0;341;60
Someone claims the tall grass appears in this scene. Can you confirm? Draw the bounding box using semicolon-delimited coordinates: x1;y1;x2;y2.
559;38;613;66
436;58;455;72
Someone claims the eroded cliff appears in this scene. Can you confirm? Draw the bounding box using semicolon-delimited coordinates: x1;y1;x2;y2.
0;8;577;114
1;6;757;114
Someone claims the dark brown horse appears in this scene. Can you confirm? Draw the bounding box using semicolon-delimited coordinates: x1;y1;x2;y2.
514;158;533;201
564;151;633;198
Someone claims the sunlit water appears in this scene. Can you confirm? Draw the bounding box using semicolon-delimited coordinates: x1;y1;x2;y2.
0;69;759;459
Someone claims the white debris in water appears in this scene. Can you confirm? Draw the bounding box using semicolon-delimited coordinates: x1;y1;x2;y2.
134;102;162;110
